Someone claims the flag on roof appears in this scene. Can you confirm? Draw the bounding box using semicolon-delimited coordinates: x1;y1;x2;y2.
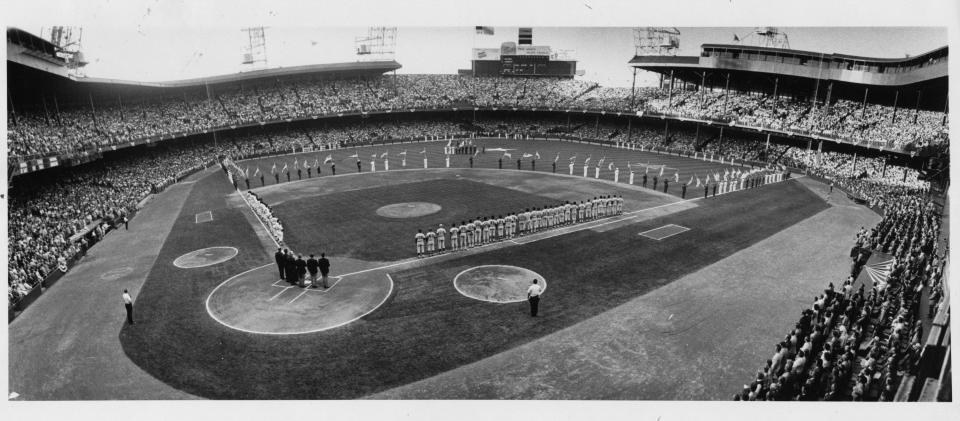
380;151;388;159
254;167;261;176
503;152;512;159
281;163;288;173
323;155;333;164
554;152;560;162
522;153;533;158
658;166;664;177
271;163;277;173
535;151;541;160
399;149;408;155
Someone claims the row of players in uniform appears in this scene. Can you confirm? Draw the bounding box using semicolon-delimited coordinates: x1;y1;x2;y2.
414;195;625;257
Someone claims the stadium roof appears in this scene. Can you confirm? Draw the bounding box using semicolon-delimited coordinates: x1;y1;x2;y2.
7;59;402;106
74;60;403;88
630;43;948;110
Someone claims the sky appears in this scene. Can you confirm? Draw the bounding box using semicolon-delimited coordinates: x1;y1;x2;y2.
2;1;952;88
18;25;944;88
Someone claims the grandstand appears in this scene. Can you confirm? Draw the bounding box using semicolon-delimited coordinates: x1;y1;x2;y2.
5;24;950;405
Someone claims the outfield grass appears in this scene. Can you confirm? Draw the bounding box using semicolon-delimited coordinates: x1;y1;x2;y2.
273;179;564;261
119;168;827;399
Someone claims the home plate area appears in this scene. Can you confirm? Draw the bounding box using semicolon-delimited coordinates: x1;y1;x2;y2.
639;224;690;240
205;264;393;335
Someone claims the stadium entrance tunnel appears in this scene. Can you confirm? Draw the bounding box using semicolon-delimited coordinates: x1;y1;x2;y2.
453;265;546;303
205;264;393;335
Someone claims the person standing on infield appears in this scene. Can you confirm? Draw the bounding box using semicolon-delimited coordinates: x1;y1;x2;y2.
122;289;135;325
295;254;307;288
274;247;286;281
318;253;331;289
527;279;542;317
307;254;319;288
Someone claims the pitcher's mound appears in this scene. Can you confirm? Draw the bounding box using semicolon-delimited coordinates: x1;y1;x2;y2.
454;265;546;303
376;202;442;218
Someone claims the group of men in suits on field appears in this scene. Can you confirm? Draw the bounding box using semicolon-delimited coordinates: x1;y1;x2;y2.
274;248;331;289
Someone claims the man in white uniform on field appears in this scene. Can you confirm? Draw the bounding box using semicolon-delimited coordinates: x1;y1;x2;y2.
436;224;447;252
426;229;436;255
415;230;425;257
460;220;470;248
449;223;460;251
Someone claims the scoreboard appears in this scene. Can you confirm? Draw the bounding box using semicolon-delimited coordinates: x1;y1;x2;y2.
500;55;575;76
500;55;550;75
472;55;575;77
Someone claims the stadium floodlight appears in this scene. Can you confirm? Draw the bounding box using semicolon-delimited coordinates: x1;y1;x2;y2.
241;26;268;68
355;27;397;61
43;26;88;76
633;27;681;56
735;27;791;50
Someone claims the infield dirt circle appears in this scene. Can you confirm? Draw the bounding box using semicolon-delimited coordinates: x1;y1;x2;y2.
376;202;442;218
172;246;239;269
453;265;546;303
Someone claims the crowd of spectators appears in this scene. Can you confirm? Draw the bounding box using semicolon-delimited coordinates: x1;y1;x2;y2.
779;149;929;208
8;137;227;304
738;194;945;401
6;107;937;310
9;75;948;160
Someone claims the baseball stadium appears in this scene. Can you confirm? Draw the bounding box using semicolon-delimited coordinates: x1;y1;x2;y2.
5;21;952;404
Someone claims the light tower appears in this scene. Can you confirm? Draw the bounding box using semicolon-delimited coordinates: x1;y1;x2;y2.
355;27;398;61
241;26;268;69
44;26;88;77
632;27;682;94
633;27;681;57
735;27;790;49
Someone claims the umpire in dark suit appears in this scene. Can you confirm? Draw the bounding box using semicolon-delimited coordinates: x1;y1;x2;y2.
318;253;331;288
284;250;297;285
274;248;286;281
307;254;319;288
295;254;308;287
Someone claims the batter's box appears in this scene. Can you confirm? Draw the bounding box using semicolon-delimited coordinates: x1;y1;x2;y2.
639;224;690;240
195;211;213;224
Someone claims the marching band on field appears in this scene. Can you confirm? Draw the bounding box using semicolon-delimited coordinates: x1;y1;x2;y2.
415;195;624;257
